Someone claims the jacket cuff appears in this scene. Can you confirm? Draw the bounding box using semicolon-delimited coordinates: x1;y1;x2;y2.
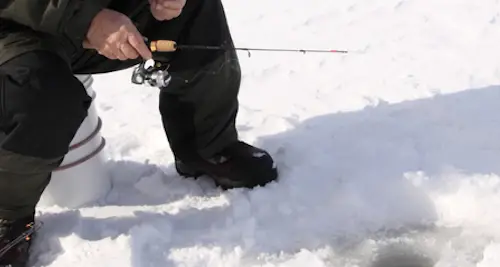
63;0;105;50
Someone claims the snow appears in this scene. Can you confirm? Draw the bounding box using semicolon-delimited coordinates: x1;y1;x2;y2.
31;0;500;266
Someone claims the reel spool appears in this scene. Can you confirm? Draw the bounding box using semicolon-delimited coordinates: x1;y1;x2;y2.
131;60;171;88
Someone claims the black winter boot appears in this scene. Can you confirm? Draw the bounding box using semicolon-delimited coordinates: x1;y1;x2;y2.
0;215;35;267
175;141;278;189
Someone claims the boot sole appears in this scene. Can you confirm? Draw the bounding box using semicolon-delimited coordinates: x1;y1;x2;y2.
175;161;258;190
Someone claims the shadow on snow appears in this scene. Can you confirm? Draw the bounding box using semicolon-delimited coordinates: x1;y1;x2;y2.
32;85;500;266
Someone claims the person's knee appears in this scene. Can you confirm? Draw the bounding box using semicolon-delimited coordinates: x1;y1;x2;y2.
0;52;92;159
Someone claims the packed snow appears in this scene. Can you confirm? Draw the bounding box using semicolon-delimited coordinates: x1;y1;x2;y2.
31;0;500;266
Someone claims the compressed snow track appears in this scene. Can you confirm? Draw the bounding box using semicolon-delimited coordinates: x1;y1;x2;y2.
31;0;500;266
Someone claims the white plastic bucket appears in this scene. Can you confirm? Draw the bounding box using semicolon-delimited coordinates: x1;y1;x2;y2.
38;75;111;208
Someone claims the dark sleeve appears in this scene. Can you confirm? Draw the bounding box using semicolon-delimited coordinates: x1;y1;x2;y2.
0;0;106;48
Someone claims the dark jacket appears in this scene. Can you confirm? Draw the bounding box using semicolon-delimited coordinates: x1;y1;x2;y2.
0;0;110;65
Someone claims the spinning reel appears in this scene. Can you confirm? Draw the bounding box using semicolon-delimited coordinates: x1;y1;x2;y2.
131;60;172;88
130;39;177;88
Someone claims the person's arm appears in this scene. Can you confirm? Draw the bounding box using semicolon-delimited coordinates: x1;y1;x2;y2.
0;0;107;48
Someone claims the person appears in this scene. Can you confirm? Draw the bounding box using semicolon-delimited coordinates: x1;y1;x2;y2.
0;0;279;266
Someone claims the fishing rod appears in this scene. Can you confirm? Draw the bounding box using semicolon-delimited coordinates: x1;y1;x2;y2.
148;40;349;54
131;39;349;88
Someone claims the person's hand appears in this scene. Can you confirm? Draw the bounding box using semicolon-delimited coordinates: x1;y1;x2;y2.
149;0;186;21
83;9;152;60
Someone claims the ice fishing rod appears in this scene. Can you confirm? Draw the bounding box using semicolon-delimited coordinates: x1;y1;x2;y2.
147;39;349;54
131;39;349;88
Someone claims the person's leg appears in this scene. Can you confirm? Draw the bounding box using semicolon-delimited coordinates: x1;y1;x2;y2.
143;0;278;189
64;0;278;189
0;51;92;266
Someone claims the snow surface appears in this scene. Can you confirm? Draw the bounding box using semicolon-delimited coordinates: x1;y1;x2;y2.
32;0;500;266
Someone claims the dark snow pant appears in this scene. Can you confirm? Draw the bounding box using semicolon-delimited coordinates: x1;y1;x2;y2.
0;0;240;220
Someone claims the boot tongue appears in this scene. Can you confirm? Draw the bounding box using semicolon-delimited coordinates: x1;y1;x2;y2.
0;216;33;242
207;155;229;164
0;219;12;238
206;141;244;164
0;219;14;253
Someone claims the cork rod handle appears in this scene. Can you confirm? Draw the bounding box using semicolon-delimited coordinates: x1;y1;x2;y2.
149;40;177;52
